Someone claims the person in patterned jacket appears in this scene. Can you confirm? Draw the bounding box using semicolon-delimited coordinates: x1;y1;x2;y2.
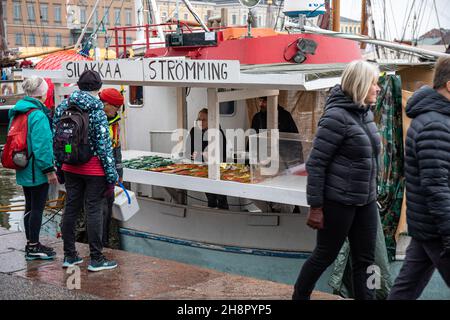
53;70;118;272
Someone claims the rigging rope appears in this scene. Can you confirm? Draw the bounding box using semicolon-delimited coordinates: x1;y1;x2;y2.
433;0;448;50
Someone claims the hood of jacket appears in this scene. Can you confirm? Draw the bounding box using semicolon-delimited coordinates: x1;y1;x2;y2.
68;90;104;112
9;96;49;119
405;86;450;118
325;85;370;113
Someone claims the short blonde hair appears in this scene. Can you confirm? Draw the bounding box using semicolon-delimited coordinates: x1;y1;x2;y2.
341;60;379;106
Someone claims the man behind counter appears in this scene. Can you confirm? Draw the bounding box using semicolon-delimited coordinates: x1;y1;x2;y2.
250;97;303;214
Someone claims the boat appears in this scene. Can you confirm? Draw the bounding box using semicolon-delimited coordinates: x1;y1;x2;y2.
21;0;450;299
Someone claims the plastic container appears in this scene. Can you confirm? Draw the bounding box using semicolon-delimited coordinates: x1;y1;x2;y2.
112;187;140;221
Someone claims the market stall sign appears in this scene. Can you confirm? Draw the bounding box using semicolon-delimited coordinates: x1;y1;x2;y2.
143;59;240;83
62;60;143;82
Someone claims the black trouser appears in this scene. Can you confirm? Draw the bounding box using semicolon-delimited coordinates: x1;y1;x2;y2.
23;183;49;244
62;172;106;260
388;238;450;300
205;193;229;209
293;199;378;300
102;195;114;247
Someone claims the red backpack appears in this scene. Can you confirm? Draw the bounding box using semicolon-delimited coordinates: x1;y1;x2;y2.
1;109;36;170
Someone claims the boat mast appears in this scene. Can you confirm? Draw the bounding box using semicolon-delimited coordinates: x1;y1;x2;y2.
0;2;7;59
74;0;102;51
361;0;368;49
332;0;340;32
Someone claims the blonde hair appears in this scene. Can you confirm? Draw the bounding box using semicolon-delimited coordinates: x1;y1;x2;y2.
341;60;379;106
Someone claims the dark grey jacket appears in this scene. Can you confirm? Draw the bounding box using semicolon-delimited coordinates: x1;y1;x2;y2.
405;86;450;241
306;85;381;207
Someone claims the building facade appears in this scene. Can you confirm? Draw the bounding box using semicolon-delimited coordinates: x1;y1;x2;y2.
1;0;136;51
1;0;284;52
340;16;361;34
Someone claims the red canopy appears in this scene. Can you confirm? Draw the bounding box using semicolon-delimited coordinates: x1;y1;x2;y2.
34;50;92;109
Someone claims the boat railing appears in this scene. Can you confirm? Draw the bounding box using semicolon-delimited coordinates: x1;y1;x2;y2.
108;22;229;58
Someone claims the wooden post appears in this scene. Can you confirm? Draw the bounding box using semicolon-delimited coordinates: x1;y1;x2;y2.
361;0;368;49
0;1;7;59
266;95;279;176
207;88;220;180
176;87;187;131
332;0;340;32
267;95;278;131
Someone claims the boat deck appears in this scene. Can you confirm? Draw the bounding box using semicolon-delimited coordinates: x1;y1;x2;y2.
0;227;342;300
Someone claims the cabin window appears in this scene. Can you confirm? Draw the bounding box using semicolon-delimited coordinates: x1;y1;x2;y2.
243;14;247;24
232;15;237;25
184;13;189;20
128;86;144;107
219;101;236;116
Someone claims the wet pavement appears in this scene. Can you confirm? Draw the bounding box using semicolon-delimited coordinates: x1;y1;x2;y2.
0;165;24;230
0;227;343;300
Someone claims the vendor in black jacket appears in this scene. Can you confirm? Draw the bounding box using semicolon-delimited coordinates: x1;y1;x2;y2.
292;60;381;300
250;97;303;165
388;57;450;299
186;108;229;210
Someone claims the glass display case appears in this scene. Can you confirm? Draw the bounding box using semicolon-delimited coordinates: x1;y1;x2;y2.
249;131;311;183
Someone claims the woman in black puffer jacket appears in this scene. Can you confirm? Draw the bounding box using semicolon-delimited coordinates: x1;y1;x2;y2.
293;60;381;300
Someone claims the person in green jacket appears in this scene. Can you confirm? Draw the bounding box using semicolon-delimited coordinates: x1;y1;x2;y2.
8;76;58;260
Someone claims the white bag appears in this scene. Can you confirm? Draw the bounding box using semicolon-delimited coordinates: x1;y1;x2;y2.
112;187;140;221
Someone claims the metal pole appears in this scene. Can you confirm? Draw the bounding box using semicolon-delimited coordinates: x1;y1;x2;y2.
75;0;102;50
298;25;450;59
181;0;210;32
149;0;166;43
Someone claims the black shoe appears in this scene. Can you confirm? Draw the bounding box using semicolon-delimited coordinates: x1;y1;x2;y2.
25;243;56;261
62;255;83;268
88;256;118;272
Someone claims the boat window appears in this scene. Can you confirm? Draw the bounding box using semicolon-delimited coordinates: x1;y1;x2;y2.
128;86;144;108
219;101;235;116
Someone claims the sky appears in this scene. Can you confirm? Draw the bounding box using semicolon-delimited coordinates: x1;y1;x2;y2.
339;0;450;40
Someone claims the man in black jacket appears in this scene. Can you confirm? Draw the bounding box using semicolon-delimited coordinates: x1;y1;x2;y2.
389;56;450;299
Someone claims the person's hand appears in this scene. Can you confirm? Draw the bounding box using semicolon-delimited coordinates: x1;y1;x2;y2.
441;235;450;259
103;183;115;198
46;171;58;185
191;151;198;160
307;207;324;230
56;167;65;184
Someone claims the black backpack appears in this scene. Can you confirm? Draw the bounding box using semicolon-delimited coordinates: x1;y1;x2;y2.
54;102;93;165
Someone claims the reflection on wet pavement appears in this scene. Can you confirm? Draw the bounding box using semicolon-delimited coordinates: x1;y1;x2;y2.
0;166;24;230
